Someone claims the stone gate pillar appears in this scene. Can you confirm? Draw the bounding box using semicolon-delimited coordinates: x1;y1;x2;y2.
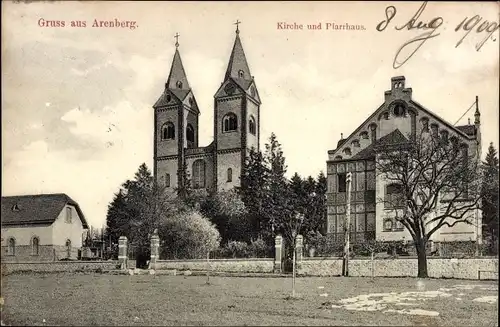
150;229;160;270
295;234;303;264
274;235;283;273
118;236;128;270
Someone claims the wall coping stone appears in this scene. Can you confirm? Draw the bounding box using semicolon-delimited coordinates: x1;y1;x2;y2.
157;258;274;263
2;261;119;265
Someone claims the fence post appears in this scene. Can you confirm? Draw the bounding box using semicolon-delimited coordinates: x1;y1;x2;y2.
118;236;128;270
150;230;160;270
274;235;283;273
296;235;303;265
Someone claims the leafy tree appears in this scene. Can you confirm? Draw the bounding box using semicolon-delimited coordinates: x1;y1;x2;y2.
197;189;250;243
481;143;499;249
376;131;482;277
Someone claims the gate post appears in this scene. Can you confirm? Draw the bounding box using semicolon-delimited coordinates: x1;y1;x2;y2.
150;229;160;270
118;236;128;270
274;235;283;273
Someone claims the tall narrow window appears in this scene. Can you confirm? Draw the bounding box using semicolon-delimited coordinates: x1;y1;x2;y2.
32;236;40;256
161;122;175;140
385;183;405;208
186;124;195;144
8;238;15;256
223;113;238;132
227;168;233;182
192;160;206;189
338;173;347;193
249;116;256;135
165;173;171;188
66;207;72;223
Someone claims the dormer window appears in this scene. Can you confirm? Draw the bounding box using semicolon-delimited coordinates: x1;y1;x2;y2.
12;204;20;212
176;81;183;89
238;70;245;78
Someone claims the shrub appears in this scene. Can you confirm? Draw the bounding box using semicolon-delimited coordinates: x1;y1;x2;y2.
249;237;271;257
225;241;250;258
159;210;221;259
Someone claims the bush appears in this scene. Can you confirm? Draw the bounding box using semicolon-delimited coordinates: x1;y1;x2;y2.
159;210;221;259
249;237;272;257
225;241;250;258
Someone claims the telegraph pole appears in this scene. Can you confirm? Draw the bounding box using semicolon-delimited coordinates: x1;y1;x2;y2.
343;172;352;277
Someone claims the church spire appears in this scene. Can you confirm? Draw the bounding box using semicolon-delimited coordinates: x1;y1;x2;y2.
224;20;252;82
166;33;190;90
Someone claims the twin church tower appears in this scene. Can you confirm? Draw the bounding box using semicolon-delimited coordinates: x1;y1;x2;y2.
153;23;261;193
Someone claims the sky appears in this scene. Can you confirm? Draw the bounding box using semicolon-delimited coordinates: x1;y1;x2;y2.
2;1;498;229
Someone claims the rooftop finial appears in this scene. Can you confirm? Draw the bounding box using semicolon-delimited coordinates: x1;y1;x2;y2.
234;19;241;34
174;32;180;48
341;133;344;139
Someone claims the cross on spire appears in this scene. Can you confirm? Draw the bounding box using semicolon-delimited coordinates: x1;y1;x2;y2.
234;20;241;34
174;33;180;47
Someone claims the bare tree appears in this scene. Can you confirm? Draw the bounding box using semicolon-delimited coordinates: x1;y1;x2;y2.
375;130;482;277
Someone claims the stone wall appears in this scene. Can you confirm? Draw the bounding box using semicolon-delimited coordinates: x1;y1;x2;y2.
156;258;274;273
1;261;119;275
1;245;56;262
298;257;498;280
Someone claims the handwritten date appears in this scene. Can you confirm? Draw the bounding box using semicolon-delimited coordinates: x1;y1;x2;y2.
377;1;499;69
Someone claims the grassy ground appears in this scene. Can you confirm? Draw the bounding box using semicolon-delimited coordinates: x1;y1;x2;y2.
1;273;498;326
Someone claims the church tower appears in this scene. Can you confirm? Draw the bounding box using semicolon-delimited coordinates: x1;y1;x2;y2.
153;34;200;190
213;22;261;191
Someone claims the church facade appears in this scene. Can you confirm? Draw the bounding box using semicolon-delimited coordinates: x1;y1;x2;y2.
153;27;261;192
326;76;482;245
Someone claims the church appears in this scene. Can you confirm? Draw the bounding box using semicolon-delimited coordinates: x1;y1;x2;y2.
153;24;261;192
326;76;483;246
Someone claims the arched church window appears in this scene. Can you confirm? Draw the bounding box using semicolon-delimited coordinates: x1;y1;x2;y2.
249;116;256;135
166;94;171;102
238;70;245;78
223;113;238;132
250;86;256;97
227;168;233;182
161;122;175;140
176;81;183;89
394;104;405;117
189;97;194;106
192;160;206;189
186;124;195;143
